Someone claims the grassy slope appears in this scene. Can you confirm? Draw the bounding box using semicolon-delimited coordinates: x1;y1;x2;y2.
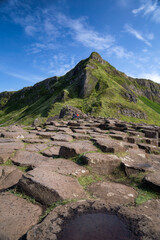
0;53;160;126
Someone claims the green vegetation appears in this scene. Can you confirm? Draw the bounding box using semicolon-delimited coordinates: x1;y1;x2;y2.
0;52;160;126
78;174;104;190
8;188;37;204
110;168;160;205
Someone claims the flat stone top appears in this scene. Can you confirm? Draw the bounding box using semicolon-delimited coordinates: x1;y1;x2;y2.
88;181;138;205
11;150;48;167
84;152;119;162
21;168;86;200
38;158;89;177
0;192;42;240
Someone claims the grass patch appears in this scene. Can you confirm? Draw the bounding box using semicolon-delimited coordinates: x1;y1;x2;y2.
8;188;37;204
0;159;13;166
78;174;104;190
17;165;30;172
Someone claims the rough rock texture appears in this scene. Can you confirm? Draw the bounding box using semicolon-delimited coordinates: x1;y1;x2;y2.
0;166;23;191
59;105;87;119
18;168;86;205
59;140;97;158
119;199;160;240
37;158;89;177
83;152;121;174
144;172;160;193
121;149;153;176
88;182;138;205
11;150;48;168
27;199;160;240
51;133;73;142
93;137;127;153
0;192;42;240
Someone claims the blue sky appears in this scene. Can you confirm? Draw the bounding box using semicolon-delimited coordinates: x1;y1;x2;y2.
0;0;160;92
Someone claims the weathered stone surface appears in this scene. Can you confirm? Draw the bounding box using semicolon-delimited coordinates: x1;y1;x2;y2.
1;131;26;139
92;137;127;153
11;150;48;168
27;199;158;240
59;105;87;119
51;133;73;142
71;133;91;140
88;182;137;205
37;132;55;139
38;158;88;177
0;142;24;150
41;146;60;157
27;200;119;240
144;172;160;193
83;152;121;174
0;166;23;191
138;143;160;154
119;199;160;240
25;143;48;152
0;192;42;240
23;138;48;144
59;141;97;158
19;169;86;205
121;149;152;176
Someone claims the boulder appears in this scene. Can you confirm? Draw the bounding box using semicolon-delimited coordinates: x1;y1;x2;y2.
18;168;86;205
83;152;121;174
51;133;73;142
59;105;87;119
92;137;127;153
121;149;152;176
59;141;97;158
144;172;160;193
0;166;23;191
41;146;60;157
11;150;48;168
0;192;42;240
37;158;88;177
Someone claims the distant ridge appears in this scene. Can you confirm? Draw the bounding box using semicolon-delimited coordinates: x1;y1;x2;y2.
0;52;160;125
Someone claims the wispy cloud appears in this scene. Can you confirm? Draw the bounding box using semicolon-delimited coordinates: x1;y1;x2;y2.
124;24;152;46
138;72;160;83
132;0;160;23
57;13;115;50
117;0;133;8
107;46;133;59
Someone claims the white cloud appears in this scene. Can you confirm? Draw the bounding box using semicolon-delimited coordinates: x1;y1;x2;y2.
124;24;152;46
5;72;44;83
57;13;115;50
107;46;133;58
132;0;160;23
138;72;160;83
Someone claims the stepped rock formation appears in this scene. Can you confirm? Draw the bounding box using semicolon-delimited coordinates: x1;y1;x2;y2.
0;52;160;126
0;116;160;239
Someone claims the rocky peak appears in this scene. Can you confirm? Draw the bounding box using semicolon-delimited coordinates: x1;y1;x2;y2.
89;52;105;64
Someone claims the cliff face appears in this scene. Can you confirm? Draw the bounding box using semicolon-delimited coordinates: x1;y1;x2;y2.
0;52;160;126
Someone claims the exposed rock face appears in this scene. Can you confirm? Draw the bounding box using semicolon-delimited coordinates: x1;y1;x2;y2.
120;108;146;119
59;105;87;119
0;192;42;240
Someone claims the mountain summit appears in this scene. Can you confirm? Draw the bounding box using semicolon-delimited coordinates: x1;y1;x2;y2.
0;52;160;125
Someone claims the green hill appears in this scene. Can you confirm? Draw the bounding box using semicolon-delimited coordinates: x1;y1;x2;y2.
0;52;160;126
